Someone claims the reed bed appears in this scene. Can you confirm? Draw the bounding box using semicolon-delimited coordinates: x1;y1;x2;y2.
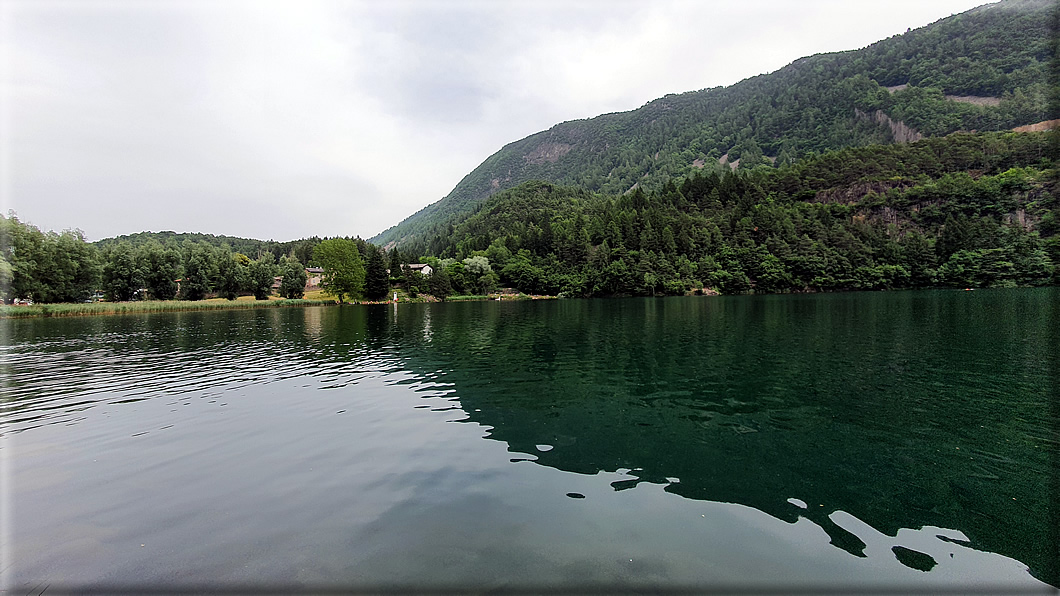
445;293;547;302
1;299;336;319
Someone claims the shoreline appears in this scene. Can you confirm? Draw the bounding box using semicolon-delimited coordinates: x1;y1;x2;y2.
0;293;560;319
0;298;337;319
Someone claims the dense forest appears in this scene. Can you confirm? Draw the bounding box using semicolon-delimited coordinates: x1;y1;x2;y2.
373;0;1056;249
405;131;1058;297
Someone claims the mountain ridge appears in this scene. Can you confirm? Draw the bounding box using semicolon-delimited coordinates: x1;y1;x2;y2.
371;0;1055;248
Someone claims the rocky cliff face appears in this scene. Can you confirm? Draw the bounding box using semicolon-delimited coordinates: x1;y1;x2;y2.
854;108;923;144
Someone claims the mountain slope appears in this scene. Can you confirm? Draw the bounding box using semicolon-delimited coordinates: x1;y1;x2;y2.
372;0;1055;248
418;131;1057;296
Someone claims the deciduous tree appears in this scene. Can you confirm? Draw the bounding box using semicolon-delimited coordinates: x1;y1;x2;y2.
279;258;307;299
314;238;365;302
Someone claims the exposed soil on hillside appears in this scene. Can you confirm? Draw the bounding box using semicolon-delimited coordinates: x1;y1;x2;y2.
718;153;739;170
945;94;1001;106
1013;119;1059;132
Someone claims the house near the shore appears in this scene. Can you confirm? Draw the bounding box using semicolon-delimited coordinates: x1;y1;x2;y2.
305;267;324;288
406;264;433;276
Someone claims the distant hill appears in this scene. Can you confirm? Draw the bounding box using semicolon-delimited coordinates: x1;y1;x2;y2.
372;0;1056;249
97;231;277;253
95;231;323;266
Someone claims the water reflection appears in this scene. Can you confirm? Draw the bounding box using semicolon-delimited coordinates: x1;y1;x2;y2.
3;290;1057;588
382;292;1057;586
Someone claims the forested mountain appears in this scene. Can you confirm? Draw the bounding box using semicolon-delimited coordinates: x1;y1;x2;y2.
408;131;1057;296
373;0;1056;249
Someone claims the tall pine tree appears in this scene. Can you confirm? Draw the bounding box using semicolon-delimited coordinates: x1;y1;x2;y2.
364;247;390;300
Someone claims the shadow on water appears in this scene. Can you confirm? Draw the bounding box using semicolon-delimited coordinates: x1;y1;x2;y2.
3;290;1057;587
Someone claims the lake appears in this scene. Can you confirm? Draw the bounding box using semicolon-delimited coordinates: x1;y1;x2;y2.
2;290;1057;592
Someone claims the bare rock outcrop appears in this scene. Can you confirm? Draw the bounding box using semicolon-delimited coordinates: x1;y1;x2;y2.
524;142;572;165
813;179;919;204
855;108;922;143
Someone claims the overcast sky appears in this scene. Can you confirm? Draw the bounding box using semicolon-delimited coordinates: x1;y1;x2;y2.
4;0;992;242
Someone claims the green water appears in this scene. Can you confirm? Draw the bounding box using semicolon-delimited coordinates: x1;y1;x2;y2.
2;289;1057;591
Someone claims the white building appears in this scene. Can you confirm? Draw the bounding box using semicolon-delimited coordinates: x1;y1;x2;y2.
406;264;433;276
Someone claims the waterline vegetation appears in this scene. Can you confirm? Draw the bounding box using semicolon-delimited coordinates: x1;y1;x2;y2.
0;297;336;319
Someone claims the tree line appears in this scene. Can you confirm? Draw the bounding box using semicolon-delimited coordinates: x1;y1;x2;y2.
0;219;400;304
0;211;521;305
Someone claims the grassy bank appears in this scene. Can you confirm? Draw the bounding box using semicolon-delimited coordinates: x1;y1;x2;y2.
326;289;556;304
1;298;336;319
1;290;560;319
445;293;553;302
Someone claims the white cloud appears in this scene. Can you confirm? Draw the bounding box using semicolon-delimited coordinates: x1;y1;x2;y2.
4;0;991;241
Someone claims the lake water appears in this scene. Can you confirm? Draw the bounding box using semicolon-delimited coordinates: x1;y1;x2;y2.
2;290;1057;592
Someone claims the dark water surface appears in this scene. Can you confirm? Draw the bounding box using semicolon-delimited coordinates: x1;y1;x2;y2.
2;290;1057;592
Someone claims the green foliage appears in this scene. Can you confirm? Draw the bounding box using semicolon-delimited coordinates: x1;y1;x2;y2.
0;214;101;303
412;131;1057;297
140;241;181;300
101;242;144;301
314;238;365;302
0;255;12;302
428;267;453;301
279;258;307;299
247;253;277;300
501;250;546;294
373;0;1055;250
388;246;403;272
214;248;246;301
401;264;420;297
180;243;216;301
95;230;324;268
461;255;497;294
2;217;395;306
50;230;101;303
364;247;390;300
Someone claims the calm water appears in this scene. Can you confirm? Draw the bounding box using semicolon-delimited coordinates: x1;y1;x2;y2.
2;290;1057;592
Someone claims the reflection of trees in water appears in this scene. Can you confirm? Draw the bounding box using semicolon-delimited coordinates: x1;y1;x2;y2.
380;293;1057;586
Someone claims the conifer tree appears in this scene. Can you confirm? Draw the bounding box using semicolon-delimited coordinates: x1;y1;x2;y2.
364;247;390;300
